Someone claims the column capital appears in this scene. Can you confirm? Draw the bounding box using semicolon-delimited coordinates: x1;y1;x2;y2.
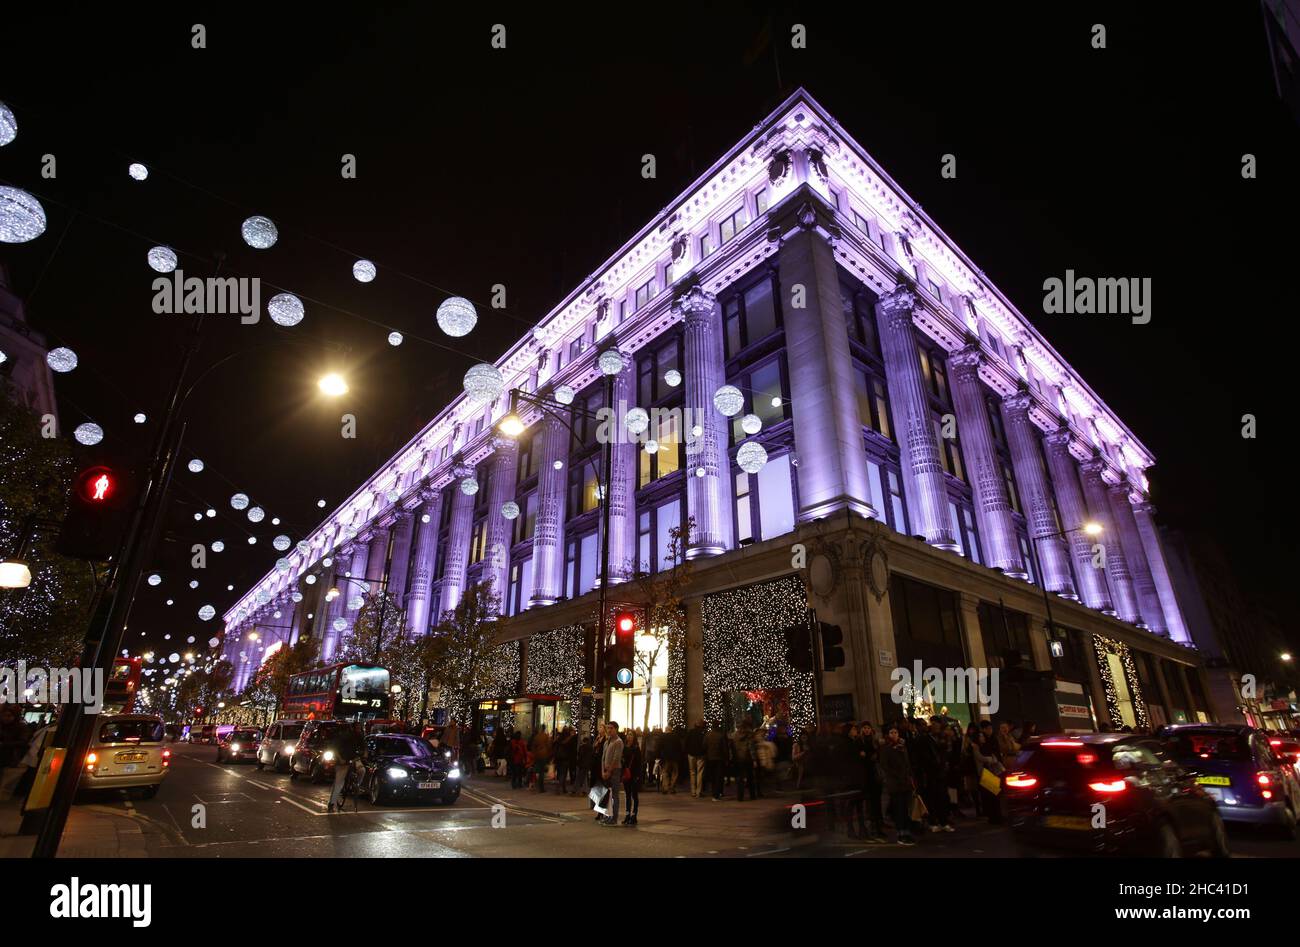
1002;387;1035;415
674;285;717;322
948;343;983;377
877;283;918;324
1043;426;1075;450
1133;500;1156;516
491;435;518;458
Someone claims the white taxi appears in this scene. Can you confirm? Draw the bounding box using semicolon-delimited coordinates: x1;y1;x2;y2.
84;714;171;798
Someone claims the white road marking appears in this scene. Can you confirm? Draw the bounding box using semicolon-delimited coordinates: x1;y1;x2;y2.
278;795;320;815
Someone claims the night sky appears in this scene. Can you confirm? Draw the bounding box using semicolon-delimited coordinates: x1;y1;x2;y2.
3;4;1295;660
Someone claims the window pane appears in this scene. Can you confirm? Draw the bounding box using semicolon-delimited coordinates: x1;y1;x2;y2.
888;469;907;534
751;360;784;425
519;557;533;610
735;472;753;544
657;413;680;478
866;458;886;522
655;499;681;571
757;454;795;541
948;501;965;557
579;532;598;596
743;278;777;344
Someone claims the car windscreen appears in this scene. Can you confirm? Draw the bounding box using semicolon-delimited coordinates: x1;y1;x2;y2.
280;723;304;739
1168;731;1252;762
99;720;164;744
374;737;431;759
231;731;261;742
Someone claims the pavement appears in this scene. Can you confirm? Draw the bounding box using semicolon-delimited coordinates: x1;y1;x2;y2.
3;744;1298;858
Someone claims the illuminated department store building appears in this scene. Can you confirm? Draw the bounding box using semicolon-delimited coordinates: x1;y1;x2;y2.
225;89;1217;736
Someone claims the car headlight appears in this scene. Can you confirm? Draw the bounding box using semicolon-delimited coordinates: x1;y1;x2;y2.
322;750;335;762
231;743;241;753
283;744;296;755
448;768;461;779
387;767;409;780
444;750;452;758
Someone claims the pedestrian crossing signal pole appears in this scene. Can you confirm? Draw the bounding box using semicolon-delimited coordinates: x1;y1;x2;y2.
809;609;824;725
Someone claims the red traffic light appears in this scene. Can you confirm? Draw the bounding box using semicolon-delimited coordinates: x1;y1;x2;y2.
75;466;116;503
615;611;636;634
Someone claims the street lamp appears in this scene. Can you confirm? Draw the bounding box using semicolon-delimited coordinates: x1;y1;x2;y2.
318;372;349;397
0;558;32;589
1283;653;1294;663
1027;521;1103;646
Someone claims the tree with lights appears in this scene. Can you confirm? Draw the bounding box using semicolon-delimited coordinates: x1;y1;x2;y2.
426;579;503;727
623;515;695;740
0;395;99;666
336;590;406;665
240;639;316;723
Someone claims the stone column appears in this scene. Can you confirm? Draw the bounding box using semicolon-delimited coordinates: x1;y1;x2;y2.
874;285;957;548
1043;429;1110;611
685;598;705;724
1132;502;1193;645
385;510;416;614
1108;484;1166;634
677;286;732;557
531;412;570;606
948;346;1025;576
1079;458;1141;624
604;356;636;584
404;489;442;636
776;224;875;522
484;437;519;611
957;593;992;720
439;475;477;614
1001;392;1075;596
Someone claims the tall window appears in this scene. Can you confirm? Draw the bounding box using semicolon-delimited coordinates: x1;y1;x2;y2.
635;277;656;311
719;205;747;244
733;451;797;546
727;356;789;445
723;273;781;358
637;495;683;574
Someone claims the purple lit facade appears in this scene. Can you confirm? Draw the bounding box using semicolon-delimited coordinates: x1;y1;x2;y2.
224;91;1211;732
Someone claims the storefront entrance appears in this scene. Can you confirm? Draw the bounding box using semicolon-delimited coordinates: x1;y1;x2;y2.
506;696;573;739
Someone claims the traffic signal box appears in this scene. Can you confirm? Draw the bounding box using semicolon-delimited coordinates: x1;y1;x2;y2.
607;610;637;689
55;464;133;561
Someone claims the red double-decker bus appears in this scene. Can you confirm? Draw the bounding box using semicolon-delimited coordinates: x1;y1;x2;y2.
281;662;391;722
104;657;143;714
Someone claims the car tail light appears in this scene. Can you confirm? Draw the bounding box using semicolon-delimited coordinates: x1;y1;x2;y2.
1257;773;1271;786
1076;753;1097;766
1262;789;1274;800
1088;779;1127;793
1042;740;1084;748
1270;739;1281;746
85;752;97;768
1005;773;1038;789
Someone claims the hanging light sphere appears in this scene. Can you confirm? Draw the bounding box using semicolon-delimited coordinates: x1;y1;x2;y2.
296;541;310;554
168;653;181;664
198;605;216;622
387;331;403;346
188;458;204;473
46;347;78;373
741;413;763;435
271;517;280;525
74;423;104;446
0;186;47;243
267;293;304;327
554;385;575;405
247;506;265;523
347;595;364;611
463;362;504;403
713;385;744;417
460;477;479;496
736;440;769;474
644;439;659;454
275;558;291;572
205;508;215;518
333;617;348;632
624;407;650;435
0;102;16;146
208;637;220;648
695;467;706;478
386;488;400;503
247;536;257;545
421;514;430;523
304;574;317;585
256;589;272;604
552;460;564;470
147;246;178;273
501;501;520;520
210;541;224;552
291;591;304;603
133;413;147;424
166;599;174;606
193;512;203;521
436;296;477;337
127;162;148;181
353;259;377;282
664;369;682;388
273;535;291;552
240;215;278;249
147;574;162;587
317;499;327;508
230;493;249;510
322;556;332;567
189;580;199;589
598;349;625;376
691;424;703;439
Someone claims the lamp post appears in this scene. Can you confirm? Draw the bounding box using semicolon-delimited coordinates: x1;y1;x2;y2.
497;363;619;736
1028;521;1103;646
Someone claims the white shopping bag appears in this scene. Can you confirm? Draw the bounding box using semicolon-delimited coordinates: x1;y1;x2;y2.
588;784;609;815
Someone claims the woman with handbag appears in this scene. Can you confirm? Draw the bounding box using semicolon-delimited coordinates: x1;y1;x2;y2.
621;729;643;825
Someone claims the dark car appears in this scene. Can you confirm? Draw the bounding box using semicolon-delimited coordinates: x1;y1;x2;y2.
1265;736;1300;779
290;720;349;783
1162;724;1300;838
1004;733;1228;857
357;733;461;806
216;728;262;764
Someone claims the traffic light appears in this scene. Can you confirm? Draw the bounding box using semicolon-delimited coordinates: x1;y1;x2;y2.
608;609;637;689
55;464;132;561
819;622;845;670
783;623;813;672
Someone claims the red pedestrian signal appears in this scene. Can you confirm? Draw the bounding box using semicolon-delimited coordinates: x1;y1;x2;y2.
56;465;133;561
608;609;638;689
76;467;115;503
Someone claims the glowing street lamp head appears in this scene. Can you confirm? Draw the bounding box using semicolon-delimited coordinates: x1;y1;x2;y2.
1282;652;1294;663
318;373;348;397
0;559;32;589
1082;522;1103;536
326;587;340;601
498;413;525;438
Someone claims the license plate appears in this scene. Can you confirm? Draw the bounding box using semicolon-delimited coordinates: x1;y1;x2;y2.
1197;775;1231;786
418;781;442;790
116;752;146;762
1043;815;1091;830
122;764;138;774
